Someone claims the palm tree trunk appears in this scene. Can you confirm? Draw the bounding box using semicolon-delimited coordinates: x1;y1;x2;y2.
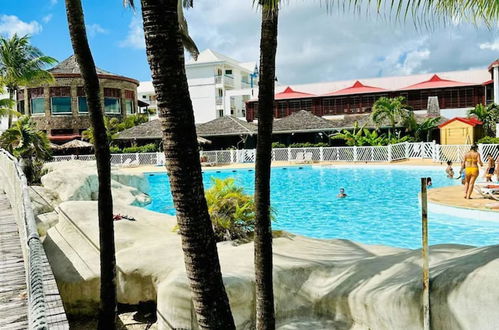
64;1;117;328
254;4;278;330
7;88;14;128
139;0;235;328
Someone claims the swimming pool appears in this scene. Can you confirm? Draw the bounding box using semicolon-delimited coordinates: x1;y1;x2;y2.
145;166;499;249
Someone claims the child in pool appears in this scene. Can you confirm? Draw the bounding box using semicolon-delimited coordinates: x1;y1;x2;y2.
445;161;454;178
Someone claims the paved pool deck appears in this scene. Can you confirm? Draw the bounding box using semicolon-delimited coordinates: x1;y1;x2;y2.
428;185;499;213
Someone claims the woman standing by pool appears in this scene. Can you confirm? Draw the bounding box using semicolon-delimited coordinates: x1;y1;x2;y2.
462;144;483;199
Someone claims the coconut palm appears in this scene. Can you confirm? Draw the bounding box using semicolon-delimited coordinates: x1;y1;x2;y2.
403;112;442;142
0;116;51;183
64;1;117;328
0;98;20;118
0;34;57;127
252;1;279;328
371;96;410;135
124;1;235;329
468;103;499;136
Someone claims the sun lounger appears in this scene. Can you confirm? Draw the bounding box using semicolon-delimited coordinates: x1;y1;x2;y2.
475;184;499;201
304;152;313;163
292;152;304;163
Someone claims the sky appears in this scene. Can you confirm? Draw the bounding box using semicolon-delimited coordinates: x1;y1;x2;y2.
1;0;498;85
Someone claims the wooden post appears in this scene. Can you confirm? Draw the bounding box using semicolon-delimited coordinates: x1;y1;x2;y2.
421;178;430;330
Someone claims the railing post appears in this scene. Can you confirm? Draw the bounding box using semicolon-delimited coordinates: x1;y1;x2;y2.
135;153;139;163
287;147;291;162
388;144;392;162
71;154;75;160
353;146;358;162
405;142;410;159
230;149;235;163
319;147;324;162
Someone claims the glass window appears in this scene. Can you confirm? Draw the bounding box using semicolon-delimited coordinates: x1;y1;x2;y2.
225;69;233;75
125;99;134;114
31;98;45;114
78;97;88;113
51;97;72;114
105;98;121;114
17;100;25;114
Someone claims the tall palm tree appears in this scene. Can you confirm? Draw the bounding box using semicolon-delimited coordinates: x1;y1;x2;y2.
253;1;279;329
0;116;51;183
468;103;499;136
371;96;410;135
0;34;56;127
125;0;235;329
64;1;117;328
0;98;20;118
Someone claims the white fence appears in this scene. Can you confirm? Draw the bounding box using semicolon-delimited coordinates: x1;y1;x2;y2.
51;142;499;166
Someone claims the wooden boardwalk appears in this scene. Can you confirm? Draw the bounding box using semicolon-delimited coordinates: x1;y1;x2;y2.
0;193;69;329
0;193;28;329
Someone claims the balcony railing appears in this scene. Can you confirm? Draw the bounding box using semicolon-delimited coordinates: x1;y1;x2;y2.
214;74;234;88
216;97;223;106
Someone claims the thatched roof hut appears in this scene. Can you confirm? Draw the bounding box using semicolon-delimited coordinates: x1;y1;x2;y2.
196;116;257;137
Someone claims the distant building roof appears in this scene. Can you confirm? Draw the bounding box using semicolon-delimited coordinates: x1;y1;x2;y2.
400;74;475;90
196;116;257;136
324;81;387;96
186;49;255;73
115;119;211;144
49;55;139;85
273;110;337;133
438;117;483;128
275;87;315;100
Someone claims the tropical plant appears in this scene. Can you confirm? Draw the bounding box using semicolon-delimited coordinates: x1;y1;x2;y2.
330;121;367;146
204;178;256;241
371;96;411;135
115;113;148;132
468;103;499;136
0;116;51;183
477;136;499;144
0;98;20;118
64;0;117;328
0;34;57;127
402;112;441;142
82;117;120;144
124;1;235;329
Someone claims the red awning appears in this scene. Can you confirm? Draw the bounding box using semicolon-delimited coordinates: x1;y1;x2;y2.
275;86;315;100
401;74;475;90
438;117;483;128
48;134;82;142
324;81;387;96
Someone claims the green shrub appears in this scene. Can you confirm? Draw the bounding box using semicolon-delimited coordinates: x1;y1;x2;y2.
272;142;329;148
109;146;122;153
205;178;256;242
122;143;158;153
272;142;286;148
477;136;499;144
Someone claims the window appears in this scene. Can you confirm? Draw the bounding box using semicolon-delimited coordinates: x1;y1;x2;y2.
217;109;224;117
51;97;72;114
31;98;45;114
78;97;88;113
225;69;233;75
17;100;25;114
125;99;135;114
105;98;121;114
142;95;147;99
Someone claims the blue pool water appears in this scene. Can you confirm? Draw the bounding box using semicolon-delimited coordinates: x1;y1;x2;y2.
145;166;499;249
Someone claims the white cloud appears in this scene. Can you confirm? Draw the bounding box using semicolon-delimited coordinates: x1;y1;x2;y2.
50;0;57;6
86;23;108;37
42;14;53;24
0;15;42;37
182;1;499;84
119;16;145;49
479;39;499;51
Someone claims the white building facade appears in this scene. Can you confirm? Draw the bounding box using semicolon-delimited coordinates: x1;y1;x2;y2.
138;49;258;123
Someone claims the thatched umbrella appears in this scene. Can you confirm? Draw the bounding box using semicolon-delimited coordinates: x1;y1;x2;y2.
58;139;93;157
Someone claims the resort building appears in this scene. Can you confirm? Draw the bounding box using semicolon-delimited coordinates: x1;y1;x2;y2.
17;55;139;142
138;49;258;123
245;61;499;122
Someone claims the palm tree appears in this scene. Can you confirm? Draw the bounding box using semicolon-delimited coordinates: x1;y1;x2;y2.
371;96;410;135
468;103;499;136
252;2;279;328
124;0;235;329
0;98;20;118
0;116;51;183
64;1;117;328
402;112;440;142
0;34;56;127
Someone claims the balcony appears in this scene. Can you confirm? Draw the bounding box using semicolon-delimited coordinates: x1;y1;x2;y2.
214;74;234;88
216;97;223;106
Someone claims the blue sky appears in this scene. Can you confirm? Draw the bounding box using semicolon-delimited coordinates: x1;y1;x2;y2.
1;1;498;84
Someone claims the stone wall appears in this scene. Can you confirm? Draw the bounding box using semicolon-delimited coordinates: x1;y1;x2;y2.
20;75;138;134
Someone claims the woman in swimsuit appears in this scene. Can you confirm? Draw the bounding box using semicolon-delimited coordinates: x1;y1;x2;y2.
462;144;483;199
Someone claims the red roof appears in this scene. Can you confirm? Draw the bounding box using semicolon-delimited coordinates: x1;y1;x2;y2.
324;81;387;96
488;60;499;71
438;117;483;128
275;86;315;100
48;134;82;142
482;79;493;85
401;74;474;90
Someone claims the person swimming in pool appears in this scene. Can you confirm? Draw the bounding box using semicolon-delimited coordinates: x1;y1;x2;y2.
462;144;483;199
445;161;454;178
337;188;347;198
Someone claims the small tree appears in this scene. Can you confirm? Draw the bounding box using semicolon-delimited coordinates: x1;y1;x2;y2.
0;116;51;183
468;103;499;136
371;96;411;135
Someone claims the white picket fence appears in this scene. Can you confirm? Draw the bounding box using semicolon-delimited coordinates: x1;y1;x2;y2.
51;142;499;166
